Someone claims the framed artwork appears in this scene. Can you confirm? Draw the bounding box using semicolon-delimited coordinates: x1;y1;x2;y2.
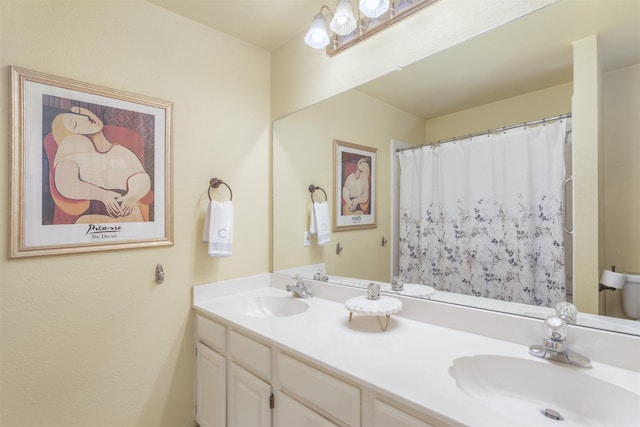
333;140;377;231
10;66;173;258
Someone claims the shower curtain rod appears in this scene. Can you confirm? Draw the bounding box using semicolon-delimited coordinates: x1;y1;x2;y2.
396;112;572;153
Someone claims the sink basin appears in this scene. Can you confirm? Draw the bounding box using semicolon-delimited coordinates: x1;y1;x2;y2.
237;296;309;318
449;355;640;426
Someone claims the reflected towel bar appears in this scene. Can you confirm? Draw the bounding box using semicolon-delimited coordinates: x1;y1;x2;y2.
309;184;327;202
208;178;233;201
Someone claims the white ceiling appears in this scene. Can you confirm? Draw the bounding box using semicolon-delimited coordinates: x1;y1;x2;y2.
148;0;325;51
147;1;640;119
357;0;640;119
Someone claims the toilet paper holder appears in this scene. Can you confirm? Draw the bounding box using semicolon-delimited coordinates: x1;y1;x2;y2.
599;266;621;292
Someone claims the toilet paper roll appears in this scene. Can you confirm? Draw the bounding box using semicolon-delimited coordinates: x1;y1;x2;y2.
600;269;627;289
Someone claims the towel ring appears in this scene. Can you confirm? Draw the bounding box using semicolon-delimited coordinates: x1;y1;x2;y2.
309;185;327;203
208;178;233;201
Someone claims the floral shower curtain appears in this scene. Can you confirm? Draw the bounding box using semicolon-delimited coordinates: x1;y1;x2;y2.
398;119;569;307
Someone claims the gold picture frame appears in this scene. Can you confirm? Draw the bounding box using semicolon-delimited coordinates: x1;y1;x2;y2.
333;139;377;231
10;66;173;257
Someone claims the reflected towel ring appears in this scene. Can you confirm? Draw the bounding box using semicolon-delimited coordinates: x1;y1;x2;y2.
309;185;327;203
208;178;233;201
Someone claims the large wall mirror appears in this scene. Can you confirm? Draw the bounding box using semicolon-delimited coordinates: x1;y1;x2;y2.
273;1;640;335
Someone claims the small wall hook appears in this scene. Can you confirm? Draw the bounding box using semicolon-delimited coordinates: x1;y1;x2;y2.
336;243;343;255
381;236;388;247
155;264;165;284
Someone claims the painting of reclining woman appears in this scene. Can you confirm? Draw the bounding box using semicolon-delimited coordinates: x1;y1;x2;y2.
11;66;172;257
333;139;377;231
42;96;155;225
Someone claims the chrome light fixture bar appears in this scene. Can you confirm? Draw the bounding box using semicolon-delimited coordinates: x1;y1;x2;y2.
305;0;440;56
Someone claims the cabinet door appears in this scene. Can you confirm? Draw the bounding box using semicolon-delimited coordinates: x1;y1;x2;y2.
373;399;436;427
228;362;272;427
276;393;339;427
278;352;360;426
196;342;226;427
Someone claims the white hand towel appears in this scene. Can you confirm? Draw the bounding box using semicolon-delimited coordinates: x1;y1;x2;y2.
310;204;317;235
202;200;233;257
309;201;331;246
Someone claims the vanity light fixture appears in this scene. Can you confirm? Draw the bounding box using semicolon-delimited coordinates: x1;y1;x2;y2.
304;6;332;49
359;0;390;18
305;0;439;56
330;0;358;35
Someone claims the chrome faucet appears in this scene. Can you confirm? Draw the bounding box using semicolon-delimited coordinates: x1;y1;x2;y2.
286;274;313;299
313;269;329;282
529;314;591;368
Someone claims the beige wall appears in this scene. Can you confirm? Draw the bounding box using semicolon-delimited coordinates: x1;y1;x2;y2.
425;82;573;141
572;35;603;315
273;90;425;281
603;63;640;317
0;1;270;426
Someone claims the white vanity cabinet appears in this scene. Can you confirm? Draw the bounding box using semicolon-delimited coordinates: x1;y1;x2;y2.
276;352;360;426
227;330;273;427
275;351;444;427
276;392;340;427
196;314;274;427
195;314;227;427
194;278;640;427
228;362;272;427
371;396;440;427
195;310;450;427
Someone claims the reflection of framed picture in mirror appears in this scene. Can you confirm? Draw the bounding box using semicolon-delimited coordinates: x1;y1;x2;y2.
10;66;173;257
333;140;377;231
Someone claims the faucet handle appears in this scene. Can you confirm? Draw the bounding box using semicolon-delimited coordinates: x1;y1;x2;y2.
555;302;578;324
530;314;592;368
544;315;568;341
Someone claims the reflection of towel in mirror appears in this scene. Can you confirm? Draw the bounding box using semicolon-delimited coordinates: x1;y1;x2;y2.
310;201;331;246
202;200;233;257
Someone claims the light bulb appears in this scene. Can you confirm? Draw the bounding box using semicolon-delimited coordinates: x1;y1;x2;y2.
304;13;330;49
359;0;389;18
366;0;381;9
330;0;357;35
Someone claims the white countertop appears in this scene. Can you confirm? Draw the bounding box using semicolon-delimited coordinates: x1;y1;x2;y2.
193;274;640;427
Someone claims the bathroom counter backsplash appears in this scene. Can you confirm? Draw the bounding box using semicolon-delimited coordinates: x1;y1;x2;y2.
193;273;640;426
